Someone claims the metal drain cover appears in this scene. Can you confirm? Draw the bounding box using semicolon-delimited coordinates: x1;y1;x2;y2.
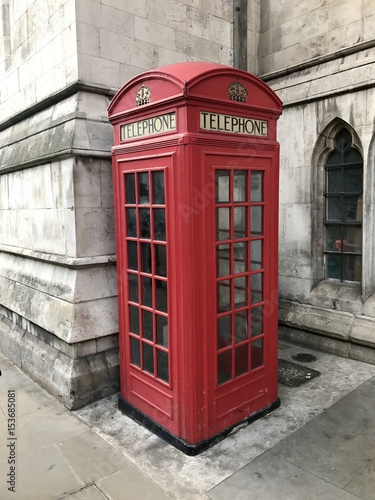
292;353;317;363
278;359;320;387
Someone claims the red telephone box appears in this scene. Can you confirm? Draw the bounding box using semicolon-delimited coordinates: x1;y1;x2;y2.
108;62;282;455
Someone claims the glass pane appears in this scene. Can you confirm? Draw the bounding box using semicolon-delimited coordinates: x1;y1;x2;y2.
217;315;231;349
140;242;152;273
154;208;166;241
234;242;247;274
143;343;154;374
234;310;248;343
326;254;341;279
343;255;362;281
127;241;138;270
251;239;262;270
217;280;231;312
216;170;230;203
344;167;363;193
125;173;136;204
326;196;341;221
234;276;247;309
142;309;153;341
216;207;230;241
157;349;169;382
217;244;230;277
128;273;139;303
343;195;362;221
251;206;263;236
156;315;168;347
251;273;263;304
129;305;139;335
138;172;149;204
218;351;232;384
126;208;137;237
251;338;263;369
326;169;343;193
141;276;152;308
155;244;167;277
152;171;165;204
343;225;362;253
251;172;263;202
251;306;263;337
139;208;150;238
234;171;247;202
235;344;249;377
234;207;247;239
156;280;168;313
130;337;140;367
325;225;342;252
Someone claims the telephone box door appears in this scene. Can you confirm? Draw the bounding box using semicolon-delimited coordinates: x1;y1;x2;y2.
114;153;179;435
205;153;279;435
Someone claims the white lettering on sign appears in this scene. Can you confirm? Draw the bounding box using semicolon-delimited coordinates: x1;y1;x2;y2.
200;111;268;137
120;112;176;141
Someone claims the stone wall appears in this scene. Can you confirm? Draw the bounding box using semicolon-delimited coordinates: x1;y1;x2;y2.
261;0;375;361
0;0;239;408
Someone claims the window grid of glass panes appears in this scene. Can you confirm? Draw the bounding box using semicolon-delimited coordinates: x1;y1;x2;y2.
324;129;363;282
215;169;265;386
124;170;169;384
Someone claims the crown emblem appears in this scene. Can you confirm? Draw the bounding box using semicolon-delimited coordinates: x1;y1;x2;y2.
135;84;151;106
228;81;248;102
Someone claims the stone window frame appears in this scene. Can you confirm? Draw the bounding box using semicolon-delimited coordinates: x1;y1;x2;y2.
311;118;370;297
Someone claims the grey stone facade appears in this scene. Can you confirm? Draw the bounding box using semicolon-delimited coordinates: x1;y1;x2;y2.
1;0;375;408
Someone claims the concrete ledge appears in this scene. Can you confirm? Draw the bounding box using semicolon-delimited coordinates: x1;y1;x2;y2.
279;325;375;366
0;313;120;409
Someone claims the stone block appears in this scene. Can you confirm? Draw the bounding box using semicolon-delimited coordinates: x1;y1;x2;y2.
75;207;115;257
73;158;102;208
209;13;231;47
77;21;100;57
350;316;375;348
176;31;219;62
186;6;209;40
328;0;362;31
135;16;176;50
85;119;113;152
100;159;114;208
280;300;354;341
101;0;147;17
78;53;120;89
146;0;187;31
363;0;375;17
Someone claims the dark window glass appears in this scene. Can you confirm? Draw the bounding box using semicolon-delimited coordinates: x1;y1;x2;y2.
125;173;136;204
126;208;137;237
142;309;153;341
251;306;263;337
156;315;168;347
250;206;263;236
251;240;262;270
216;207;230;241
154;245;167;277
218;351;232;384
129;306;139;335
138;172;149;204
234;242;247;274
141;276;152;308
235;344;249;377
130;337;140;367
155;280;168;313
157;350;169;382
217;244;231;277
143;343;154;374
217;280;231;312
127;241;138;270
128;273;138;303
251;339;263;370
251;172;263;202
217;315;231;349
152;171;165;204
140;242;152;273
234;310;248;343
251;273;263;304
139;208;150;239
234;207;247;239
324;129;363;282
154;208;166;241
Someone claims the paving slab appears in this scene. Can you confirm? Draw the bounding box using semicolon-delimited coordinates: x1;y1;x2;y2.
206;451;359;500
0;444;84;500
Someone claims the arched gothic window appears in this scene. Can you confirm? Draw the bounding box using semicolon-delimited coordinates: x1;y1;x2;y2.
324;129;363;281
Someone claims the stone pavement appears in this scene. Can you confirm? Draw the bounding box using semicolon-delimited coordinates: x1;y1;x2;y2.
1;339;375;499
